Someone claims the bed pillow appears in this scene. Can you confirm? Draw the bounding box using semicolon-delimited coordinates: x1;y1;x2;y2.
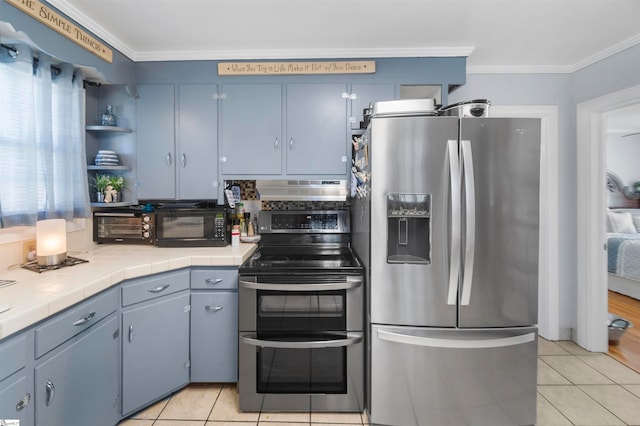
607;211;637;233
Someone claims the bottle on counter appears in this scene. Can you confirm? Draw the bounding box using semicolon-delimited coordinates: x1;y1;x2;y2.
241;212;250;237
245;212;254;236
231;221;240;246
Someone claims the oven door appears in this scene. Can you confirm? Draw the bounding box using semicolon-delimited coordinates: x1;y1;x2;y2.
238;275;363;332
238;331;364;412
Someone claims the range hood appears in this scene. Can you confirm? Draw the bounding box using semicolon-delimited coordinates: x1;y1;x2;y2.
256;180;349;201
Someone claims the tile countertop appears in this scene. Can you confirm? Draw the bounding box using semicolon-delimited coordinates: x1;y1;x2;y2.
0;243;257;340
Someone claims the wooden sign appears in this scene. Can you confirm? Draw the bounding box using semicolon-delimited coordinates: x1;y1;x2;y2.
218;61;376;76
6;0;113;63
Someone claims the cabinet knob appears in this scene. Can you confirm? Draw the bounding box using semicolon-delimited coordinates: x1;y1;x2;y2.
220;156;228;163
341;156;348;162
181;153;187;168
289;138;295;150
274;137;280;151
166;153;172;167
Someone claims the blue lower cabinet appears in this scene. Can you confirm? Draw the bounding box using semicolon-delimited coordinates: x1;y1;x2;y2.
0;373;32;426
190;291;238;382
34;315;119;426
121;291;190;416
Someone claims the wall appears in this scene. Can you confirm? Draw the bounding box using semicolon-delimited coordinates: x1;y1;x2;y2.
607;133;640;187
448;43;640;337
134;57;466;106
0;2;135;87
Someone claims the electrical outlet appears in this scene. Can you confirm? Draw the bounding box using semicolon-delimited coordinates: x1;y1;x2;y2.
23;239;36;262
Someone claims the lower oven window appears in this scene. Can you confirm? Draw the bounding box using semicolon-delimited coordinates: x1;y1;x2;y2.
256;334;347;394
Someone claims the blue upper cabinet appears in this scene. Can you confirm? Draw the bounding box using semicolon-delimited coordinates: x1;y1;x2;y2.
177;84;219;199
136;84;219;200
221;83;352;179
220;84;283;176
136;84;176;200
286;83;349;176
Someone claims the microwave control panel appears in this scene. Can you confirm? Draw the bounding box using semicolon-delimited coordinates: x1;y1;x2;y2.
214;213;226;239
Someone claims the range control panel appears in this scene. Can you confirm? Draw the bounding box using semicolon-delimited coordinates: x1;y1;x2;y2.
259;211;349;233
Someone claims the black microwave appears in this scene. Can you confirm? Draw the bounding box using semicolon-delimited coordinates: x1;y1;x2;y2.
93;209;156;245
155;207;229;247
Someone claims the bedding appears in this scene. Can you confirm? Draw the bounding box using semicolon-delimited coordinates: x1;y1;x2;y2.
606;209;640;298
608;233;640;282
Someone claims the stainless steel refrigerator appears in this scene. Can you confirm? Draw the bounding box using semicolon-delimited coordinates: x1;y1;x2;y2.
351;100;540;426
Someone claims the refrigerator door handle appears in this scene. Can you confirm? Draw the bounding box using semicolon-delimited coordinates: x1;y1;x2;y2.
460;139;476;306
447;139;461;305
377;329;535;349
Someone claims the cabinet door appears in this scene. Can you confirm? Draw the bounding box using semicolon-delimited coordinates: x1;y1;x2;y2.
34;316;119;426
190;291;238;382
286;84;348;176
136;84;176;199
178;84;219;199
122;292;190;415
0;374;32;426
349;84;396;129
221;84;282;175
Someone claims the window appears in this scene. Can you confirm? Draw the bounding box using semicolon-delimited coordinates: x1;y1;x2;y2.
0;44;90;228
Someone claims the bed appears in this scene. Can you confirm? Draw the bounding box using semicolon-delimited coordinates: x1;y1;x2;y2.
607;209;640;300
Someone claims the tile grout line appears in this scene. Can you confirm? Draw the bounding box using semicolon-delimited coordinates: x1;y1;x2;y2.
536;389;576;426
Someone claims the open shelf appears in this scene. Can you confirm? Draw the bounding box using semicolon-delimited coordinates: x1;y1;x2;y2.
86;125;132;133
87;165;131;171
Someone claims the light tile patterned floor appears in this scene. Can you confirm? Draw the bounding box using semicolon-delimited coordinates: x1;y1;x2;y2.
119;338;640;426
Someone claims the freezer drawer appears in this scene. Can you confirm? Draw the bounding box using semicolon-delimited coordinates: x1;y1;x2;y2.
370;325;537;426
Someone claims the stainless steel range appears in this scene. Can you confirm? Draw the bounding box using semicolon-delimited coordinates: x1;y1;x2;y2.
238;210;365;412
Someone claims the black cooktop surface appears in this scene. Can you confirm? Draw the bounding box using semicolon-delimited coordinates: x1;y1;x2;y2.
240;246;363;275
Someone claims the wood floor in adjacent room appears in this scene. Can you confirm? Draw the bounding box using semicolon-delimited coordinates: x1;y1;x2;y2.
608;290;640;373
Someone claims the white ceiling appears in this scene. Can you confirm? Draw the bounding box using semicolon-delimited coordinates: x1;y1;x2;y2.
48;0;640;73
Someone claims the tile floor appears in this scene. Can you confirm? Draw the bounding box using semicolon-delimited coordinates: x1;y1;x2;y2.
119;338;640;426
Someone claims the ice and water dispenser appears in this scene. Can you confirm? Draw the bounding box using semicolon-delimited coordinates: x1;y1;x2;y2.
387;193;431;264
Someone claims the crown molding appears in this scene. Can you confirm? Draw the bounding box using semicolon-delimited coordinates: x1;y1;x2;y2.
46;0;137;60
468;33;640;74
570;33;640;73
133;47;475;62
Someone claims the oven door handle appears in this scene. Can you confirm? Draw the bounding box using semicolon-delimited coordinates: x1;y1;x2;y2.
240;332;362;349
239;276;363;292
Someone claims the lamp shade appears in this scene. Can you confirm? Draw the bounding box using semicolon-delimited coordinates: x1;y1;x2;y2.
36;219;67;266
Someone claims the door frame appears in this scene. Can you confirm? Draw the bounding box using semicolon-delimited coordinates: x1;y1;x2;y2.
576;84;640;352
492;106;559;339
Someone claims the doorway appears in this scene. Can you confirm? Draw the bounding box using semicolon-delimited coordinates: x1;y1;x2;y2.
576;84;640;353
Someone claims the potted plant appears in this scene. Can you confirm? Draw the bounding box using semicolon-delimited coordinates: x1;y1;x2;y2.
91;174;111;203
109;175;125;202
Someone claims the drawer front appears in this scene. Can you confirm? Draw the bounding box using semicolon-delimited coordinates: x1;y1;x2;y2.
190;267;238;290
121;269;190;307
0;334;28;382
35;288;118;359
